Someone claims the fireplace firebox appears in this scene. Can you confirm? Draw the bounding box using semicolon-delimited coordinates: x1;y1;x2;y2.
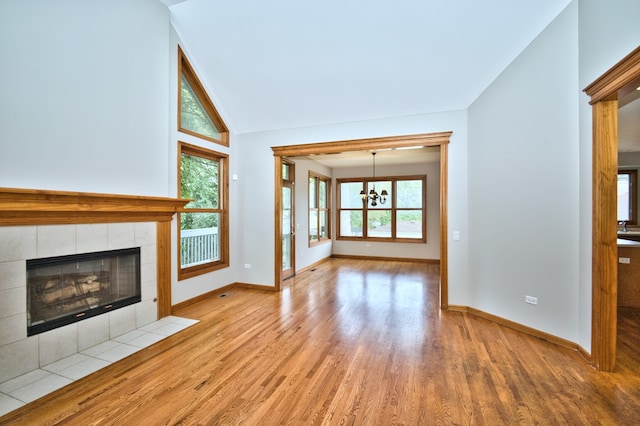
26;247;141;336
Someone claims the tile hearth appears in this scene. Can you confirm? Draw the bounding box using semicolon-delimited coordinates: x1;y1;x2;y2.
0;315;198;417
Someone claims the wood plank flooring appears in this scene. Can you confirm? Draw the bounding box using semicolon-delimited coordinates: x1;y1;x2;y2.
1;258;640;425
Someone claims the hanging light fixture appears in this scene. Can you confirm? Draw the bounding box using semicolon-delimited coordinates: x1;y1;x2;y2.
360;152;388;206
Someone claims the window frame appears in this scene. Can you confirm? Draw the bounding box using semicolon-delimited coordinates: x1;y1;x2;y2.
309;171;332;246
618;169;638;225
336;175;426;243
177;141;229;280
178;46;229;146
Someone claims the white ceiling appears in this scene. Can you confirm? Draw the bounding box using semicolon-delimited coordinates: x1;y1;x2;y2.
303;146;441;168
164;0;572;135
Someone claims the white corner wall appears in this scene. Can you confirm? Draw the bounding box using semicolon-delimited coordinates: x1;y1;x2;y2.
292;158;334;271
465;0;640;353
467;2;581;342
0;0;171;197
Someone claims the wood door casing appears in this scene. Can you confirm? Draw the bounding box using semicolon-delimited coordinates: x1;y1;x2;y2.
272;131;451;307
282;172;295;280
584;45;640;371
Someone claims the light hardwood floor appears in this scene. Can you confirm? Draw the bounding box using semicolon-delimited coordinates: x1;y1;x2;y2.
1;258;639;425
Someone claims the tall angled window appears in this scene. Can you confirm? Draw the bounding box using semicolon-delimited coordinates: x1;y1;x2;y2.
178;46;229;146
178;142;229;280
309;172;331;246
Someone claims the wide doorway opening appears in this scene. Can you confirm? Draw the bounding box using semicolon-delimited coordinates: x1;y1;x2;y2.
271;131;452;309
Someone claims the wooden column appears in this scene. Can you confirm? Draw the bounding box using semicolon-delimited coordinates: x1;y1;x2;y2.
591;100;619;371
273;155;283;291
584;45;640;372
157;221;173;318
439;142;449;309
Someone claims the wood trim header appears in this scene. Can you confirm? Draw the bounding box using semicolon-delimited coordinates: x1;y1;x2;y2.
272;132;452;157
0;187;189;226
584;45;640;104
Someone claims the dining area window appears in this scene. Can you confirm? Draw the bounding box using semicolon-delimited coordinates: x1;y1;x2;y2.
337;175;426;242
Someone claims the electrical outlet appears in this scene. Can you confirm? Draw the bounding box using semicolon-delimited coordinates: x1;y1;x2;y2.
525;295;538;305
619;257;631;264
243;264;252;269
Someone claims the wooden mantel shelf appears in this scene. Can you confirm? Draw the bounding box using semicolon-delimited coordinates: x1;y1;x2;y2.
0;187;189;226
0;187;187;318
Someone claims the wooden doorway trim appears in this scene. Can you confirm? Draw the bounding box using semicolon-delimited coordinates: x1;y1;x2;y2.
584;46;640;371
272;131;452;308
281;159;296;281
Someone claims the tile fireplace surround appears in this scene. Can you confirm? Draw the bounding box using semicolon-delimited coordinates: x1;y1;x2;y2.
0;222;157;383
0;188;188;384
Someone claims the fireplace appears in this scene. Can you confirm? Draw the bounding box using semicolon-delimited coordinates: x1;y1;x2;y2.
27;247;141;336
0;188;186;384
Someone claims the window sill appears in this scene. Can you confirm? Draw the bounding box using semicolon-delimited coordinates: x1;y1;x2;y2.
336;236;426;244
178;261;229;281
309;239;332;248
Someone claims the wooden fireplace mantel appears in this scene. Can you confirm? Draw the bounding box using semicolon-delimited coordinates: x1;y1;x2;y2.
0;187;188;226
0;187;189;318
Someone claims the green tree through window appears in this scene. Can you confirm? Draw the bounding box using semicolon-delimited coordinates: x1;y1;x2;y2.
176;46;230;281
178;142;228;280
309;172;331;245
180;76;221;141
178;46;228;146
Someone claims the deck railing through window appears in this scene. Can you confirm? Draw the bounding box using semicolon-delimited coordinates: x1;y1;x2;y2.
181;227;219;268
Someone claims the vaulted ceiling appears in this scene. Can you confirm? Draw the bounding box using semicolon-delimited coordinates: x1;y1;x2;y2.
163;0;572;135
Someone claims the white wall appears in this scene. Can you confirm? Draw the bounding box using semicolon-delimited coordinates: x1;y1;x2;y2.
0;0;242;306
618;153;640;217
0;0;171;197
8;0;640;353
235;111;470;305
577;0;640;350
618;152;640;169
291;158;333;271
467;3;581;342
332;161;441;260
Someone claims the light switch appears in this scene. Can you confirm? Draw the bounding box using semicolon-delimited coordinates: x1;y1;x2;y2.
619;257;631;264
453;231;460;241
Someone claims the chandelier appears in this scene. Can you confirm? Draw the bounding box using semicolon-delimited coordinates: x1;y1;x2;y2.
360;152;388;206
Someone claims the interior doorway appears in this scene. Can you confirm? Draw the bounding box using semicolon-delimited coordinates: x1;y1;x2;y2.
282;160;295;280
585;45;640;371
271;131;452;304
